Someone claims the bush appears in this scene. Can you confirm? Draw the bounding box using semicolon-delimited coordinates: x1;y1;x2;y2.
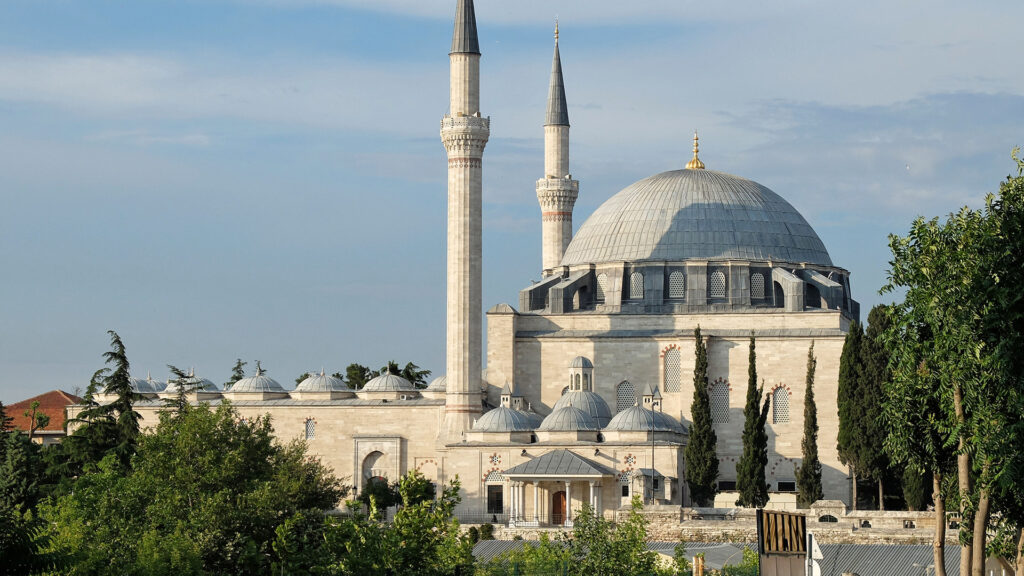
479;523;494;541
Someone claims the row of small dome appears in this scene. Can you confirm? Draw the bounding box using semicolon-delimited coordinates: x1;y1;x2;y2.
127;369;438;395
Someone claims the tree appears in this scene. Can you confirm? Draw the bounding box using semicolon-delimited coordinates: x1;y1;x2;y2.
358;476;401;515
837;321;864;509
0;401;13;432
399;362;432;389
22;401;50;442
564;498;659;576
736;336;769;508
796;343;823;508
0;432;43;511
224;358;247;389
685;326;718;507
902;466;931;512
861;305;893;509
41;402;346;575
344;363;376;389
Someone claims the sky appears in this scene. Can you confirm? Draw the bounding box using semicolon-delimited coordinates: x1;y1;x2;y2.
2;0;1022;402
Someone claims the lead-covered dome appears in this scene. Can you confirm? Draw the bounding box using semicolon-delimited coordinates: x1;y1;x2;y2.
473;406;535;432
231;369;286;393
538;404;599;431
561;169;832;267
552;390;612;427
606;405;685;433
363;373;416;393
295;370;348;393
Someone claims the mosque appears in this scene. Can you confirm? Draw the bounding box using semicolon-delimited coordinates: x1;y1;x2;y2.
77;0;858;524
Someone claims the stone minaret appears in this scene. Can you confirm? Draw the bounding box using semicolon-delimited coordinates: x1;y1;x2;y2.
441;0;488;436
536;23;579;276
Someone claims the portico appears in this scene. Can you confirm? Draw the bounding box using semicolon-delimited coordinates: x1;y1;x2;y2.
502;450;615;528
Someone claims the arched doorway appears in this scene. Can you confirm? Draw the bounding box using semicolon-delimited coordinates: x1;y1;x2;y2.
551;490;567;525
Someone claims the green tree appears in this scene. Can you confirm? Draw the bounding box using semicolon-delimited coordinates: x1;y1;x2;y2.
685;326;718;506
902;466;931;512
861;305;893;509
563;498;659;576
0;401;13;432
400;362;432;389
22;400;50;442
736;336;769;508
0;432;43;511
344;363;376;389
224;358;247;389
40;402;346;575
836;321;865;509
796;343;823;508
358;476;401;515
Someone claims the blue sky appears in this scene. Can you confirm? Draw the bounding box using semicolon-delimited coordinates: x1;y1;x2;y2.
2;0;1022;401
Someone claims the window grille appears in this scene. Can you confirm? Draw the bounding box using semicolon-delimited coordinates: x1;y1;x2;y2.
484;470;505;483
751;273;765;299
616;381;636;413
629;272;644;300
772;388;790;424
663;349;681;393
304;418;316;440
668;271;685;299
710;382;730;423
709;270;727;298
596;273;608;301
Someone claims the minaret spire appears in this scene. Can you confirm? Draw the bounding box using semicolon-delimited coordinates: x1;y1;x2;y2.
536;20;579;275
441;0;489;437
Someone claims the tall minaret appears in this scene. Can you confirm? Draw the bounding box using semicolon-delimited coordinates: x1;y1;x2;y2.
536;22;579;276
441;0;488;436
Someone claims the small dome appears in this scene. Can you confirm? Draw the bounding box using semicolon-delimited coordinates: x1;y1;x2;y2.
363;372;416;392
296;370;348;393
426;374;447;392
605;405;685;433
230;369;286;393
538;404;598;431
552;390;612;427
473;406;535;432
163;371;218;393
569;356;594;369
129;376;160;394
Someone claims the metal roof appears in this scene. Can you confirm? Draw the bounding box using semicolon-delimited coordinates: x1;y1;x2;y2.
230;370;286;393
539;403;601;431
362;373;416;392
426;374;447;392
295;370;349;393
818;543;959;576
561;169;833;267
545;40;569;126
568;356;593;369
502;449;613;477
551;390;611;427
605;404;685;433
473;406;535;432
450;0;480;55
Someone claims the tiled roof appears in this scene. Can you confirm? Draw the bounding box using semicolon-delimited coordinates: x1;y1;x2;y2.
561;169;832;267
502;449;613;477
7;389;83;433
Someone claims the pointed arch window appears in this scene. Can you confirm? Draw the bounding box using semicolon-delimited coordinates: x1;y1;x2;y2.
772;387;790;424
596;273;608;302
751;273;765;300
616;381;636;413
629;272;644;300
663;348;681;393
710;381;730;423
709;270;727;299
304;418;316;440
668;271;686;299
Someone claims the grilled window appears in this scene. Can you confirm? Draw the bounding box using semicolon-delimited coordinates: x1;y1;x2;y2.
304;418;316;440
772;387;790;424
629;272;644;300
710;381;730;423
709;270;727;298
668;271;685;299
751;273;765;299
663;349;681;393
596;273;608;301
616;381;636;413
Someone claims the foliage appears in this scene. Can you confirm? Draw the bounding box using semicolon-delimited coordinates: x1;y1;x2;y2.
736;336;770;508
479;522;495;541
0;506;66;576
796;343;823;508
685;326;718;506
477;532;570;576
358;476;401;513
719;547;760;576
344;363;376;389
0;432;45;511
902;466;931;511
0;401;13;432
225;358;247;389
40;402;346;575
23;401;51;441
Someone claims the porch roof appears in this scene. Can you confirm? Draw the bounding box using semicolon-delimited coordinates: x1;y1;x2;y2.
502;449;615;479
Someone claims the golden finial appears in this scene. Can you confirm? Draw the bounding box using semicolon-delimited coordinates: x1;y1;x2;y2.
554;17;559;41
686;131;705;170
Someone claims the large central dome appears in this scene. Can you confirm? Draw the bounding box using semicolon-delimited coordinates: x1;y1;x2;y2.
560;169;832;267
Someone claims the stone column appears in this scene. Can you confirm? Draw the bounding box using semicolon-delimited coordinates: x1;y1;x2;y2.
589;480;597;510
441;0;489;438
533;482;540;522
565;481;573;524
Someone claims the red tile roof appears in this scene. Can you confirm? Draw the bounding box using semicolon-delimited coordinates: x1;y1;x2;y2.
7;390;84;433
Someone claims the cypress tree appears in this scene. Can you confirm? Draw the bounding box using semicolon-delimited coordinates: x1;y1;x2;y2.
100;330;141;468
736;336;769;508
860;305;892;509
225;359;247;389
685;326;718;506
796;342;823;508
836;321;864;509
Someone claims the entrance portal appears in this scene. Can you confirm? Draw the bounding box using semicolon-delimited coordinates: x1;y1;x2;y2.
551;490;566;525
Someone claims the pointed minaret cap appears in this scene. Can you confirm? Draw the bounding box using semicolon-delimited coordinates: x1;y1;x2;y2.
450;0;480;55
686;131;706;170
545;19;569;126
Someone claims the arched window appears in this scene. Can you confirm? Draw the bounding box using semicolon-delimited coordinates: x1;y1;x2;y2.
629;272;644;300
710;381;730;423
709;270;727;299
596;273;608;302
805;283;822;308
572;289;581;311
362;451;386;481
819;514;838;523
668;271;685;299
304;418;316;440
575;374;581;389
773;281;785;308
751;273;765;300
616;381;636;413
663;348;681;392
772;388;790;424
583;373;590;390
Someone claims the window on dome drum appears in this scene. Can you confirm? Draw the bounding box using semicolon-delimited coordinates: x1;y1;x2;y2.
663;349;681;393
751;273;765;300
583;374;590;389
304;418;316;440
629;272;644;300
710;382;730;423
772;388;790;424
709;270;727;299
668;271;685;299
575;374;581;389
595;273;608;302
616;381;636;413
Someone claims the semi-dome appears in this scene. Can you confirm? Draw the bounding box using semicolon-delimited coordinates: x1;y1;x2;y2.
552;390;612;427
295;370;348;393
231;369;286;393
538;404;599;431
561;168;832;267
605;404;685;433
473;406;536;432
363;372;416;393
